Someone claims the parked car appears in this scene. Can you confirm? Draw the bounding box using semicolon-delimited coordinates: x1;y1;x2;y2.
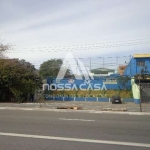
111;95;122;104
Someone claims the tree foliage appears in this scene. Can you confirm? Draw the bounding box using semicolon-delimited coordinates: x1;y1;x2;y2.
0;59;42;102
39;59;70;78
117;76;131;90
0;43;10;58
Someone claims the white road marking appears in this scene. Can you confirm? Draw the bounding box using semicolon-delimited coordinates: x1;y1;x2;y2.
59;118;95;121
0;132;150;148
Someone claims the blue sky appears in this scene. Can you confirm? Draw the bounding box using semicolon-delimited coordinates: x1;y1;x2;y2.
0;0;150;68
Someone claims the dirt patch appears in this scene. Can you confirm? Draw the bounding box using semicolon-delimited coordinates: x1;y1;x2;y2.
101;108;127;111
57;106;82;110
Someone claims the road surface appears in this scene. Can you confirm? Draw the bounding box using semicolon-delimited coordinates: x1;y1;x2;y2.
0;109;150;150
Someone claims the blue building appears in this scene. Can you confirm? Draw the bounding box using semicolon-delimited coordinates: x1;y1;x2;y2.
123;54;150;77
123;54;150;104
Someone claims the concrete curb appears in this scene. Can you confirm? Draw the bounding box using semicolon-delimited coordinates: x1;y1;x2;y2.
0;107;150;115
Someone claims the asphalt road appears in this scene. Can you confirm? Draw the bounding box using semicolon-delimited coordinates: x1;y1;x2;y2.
0;110;150;150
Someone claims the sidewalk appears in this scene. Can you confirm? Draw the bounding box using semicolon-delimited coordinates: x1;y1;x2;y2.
0;101;150;113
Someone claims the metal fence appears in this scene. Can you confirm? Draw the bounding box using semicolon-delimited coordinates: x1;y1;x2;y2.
140;83;150;103
75;56;131;72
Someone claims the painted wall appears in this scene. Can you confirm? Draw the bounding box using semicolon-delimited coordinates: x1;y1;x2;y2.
44;95;137;103
46;74;131;90
123;57;150;76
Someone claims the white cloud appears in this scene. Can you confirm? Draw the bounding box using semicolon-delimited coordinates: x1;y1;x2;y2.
1;0;150;68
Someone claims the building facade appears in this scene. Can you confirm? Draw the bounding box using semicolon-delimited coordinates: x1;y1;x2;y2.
118;65;127;75
123;54;150;77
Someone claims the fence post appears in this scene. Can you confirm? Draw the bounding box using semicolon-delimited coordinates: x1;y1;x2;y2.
121;98;123;103
140;83;142;112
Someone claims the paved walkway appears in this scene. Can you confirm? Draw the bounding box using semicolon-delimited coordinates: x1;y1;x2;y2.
0;101;150;112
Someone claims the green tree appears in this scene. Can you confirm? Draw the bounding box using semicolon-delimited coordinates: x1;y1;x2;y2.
117;76;131;95
39;59;70;78
0;59;42;103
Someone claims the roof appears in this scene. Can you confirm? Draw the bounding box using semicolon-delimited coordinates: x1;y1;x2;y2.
91;68;115;74
133;54;150;58
118;65;127;69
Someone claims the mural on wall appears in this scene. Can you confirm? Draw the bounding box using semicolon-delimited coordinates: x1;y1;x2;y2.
46;75;131;91
43;75;132;100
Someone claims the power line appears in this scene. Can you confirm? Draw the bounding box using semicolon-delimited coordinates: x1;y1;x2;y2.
8;38;150;53
13;38;150;49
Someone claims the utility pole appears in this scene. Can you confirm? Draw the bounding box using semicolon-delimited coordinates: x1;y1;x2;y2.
130;55;132;76
139;82;142;112
138;76;142;112
116;57;118;73
89;57;91;70
76;58;78;75
103;57;104;68
98;57;104;68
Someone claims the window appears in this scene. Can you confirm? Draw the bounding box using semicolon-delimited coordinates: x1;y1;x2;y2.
104;79;117;84
120;68;125;70
137;61;145;66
